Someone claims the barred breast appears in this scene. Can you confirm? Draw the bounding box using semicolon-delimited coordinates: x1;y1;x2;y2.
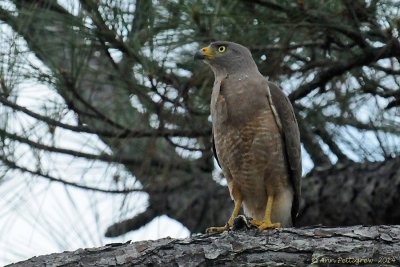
213;103;292;222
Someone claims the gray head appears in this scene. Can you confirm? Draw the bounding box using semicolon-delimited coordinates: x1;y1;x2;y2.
194;41;259;77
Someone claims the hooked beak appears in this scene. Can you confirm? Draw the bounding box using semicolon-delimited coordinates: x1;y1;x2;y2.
194;46;214;60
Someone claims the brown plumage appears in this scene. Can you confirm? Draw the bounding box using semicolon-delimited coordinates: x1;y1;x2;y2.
194;41;301;231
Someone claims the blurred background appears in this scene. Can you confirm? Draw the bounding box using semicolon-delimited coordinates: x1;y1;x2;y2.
0;0;400;265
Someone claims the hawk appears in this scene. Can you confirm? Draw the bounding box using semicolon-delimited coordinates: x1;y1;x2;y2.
194;41;302;231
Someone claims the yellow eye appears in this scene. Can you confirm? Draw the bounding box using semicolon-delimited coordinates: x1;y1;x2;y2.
218;46;226;53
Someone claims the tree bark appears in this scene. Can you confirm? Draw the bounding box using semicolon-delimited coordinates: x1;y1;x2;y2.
7;225;400;267
298;156;400;227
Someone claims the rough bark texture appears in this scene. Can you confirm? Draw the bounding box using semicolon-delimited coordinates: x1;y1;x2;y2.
7;225;400;267
298;156;400;227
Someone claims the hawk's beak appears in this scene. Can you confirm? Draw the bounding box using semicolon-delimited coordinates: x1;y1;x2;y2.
194;46;214;60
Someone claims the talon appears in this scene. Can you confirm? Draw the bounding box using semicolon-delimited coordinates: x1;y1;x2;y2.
250;195;281;231
206;191;242;234
250;219;263;226
206;224;230;233
258;222;281;231
250;219;280;231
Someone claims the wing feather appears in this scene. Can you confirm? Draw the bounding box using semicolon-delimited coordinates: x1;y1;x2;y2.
268;82;302;224
212;133;221;168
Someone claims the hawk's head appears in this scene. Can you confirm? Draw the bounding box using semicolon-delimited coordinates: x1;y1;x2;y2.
194;41;258;76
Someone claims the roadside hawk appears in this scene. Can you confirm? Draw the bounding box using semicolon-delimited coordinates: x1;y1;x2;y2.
194;41;302;231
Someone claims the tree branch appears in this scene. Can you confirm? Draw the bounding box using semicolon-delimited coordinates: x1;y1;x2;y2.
0;128;141;165
8;225;400;266
297;117;332;167
0;96;210;138
0;129;194;171
0;155;141;194
289;40;400;101
105;209;158;237
313;126;351;163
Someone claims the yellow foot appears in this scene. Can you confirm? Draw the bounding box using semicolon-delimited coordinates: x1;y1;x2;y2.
250;219;281;231
206;224;230;233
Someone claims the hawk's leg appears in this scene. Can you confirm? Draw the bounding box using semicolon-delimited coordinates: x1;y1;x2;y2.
250;195;281;230
206;194;242;233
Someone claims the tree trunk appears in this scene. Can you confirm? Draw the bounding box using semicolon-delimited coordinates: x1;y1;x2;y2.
7;225;400;267
298;156;400;227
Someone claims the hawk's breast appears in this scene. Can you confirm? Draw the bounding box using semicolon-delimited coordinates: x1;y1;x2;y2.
211;81;291;218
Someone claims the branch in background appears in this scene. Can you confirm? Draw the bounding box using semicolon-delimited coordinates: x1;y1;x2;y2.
105;209;158;237
289;40;400;101
250;41;325;53
60;72;135;131
78;0;179;112
0;129;193;171
297;117;331;167
1;128;141;165
358;75;400;98
246;0;369;47
244;0;286;12
373;128;391;159
0;96;210;138
325;115;399;134
0;155;140;194
80;0;183;92
371;64;400;75
313;126;351;163
164;136;207;152
386;98;400;109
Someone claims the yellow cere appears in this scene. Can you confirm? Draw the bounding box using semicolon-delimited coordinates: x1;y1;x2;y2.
200;47;214;58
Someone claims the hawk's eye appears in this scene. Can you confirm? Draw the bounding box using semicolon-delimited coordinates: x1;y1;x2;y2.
218;46;226;53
